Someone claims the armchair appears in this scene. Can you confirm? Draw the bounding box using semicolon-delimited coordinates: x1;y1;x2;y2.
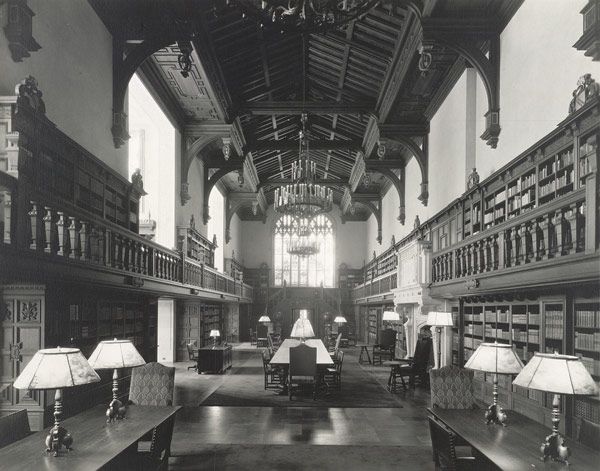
372;329;396;365
428;417;476;471
262;349;284;390
430;366;475;410
392;337;432;389
186;341;198;371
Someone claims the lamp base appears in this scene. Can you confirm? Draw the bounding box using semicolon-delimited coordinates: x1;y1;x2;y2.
106;398;127;423
485;403;508;426
45;424;72;457
540;431;571;465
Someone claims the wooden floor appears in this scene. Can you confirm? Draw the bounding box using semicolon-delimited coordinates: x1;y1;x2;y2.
168;346;435;470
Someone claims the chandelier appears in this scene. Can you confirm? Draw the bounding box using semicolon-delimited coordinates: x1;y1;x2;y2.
287;224;320;257
274;115;333;218
224;0;381;34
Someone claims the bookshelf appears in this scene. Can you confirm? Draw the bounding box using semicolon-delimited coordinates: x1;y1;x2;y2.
367;308;379;344
538;149;574;205
578;131;597;186
462;200;481;239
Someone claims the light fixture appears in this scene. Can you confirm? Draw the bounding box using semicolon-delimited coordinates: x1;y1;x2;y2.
176;41;193;78
13;347;101;456
426;311;453;369
382;311;400;322
274;114;333;219
333;316;347;324
290;313;315;342
88;338;146;422
513;352;598;464
464;342;523;426
224;0;381;34
210;329;221;348
258;315;271;323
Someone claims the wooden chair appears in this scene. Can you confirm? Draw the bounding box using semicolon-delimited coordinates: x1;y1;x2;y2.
288;343;318;400
0;409;31;449
262;349;284;390
393;337;432;389
249;328;257;346
428;416;476;471
129;362;176;471
186;341;198;371
430;366;475;410
372;329;396;365
324;350;344;392
328;332;342;355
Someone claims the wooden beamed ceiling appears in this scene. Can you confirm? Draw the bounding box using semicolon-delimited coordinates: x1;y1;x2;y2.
89;0;524;221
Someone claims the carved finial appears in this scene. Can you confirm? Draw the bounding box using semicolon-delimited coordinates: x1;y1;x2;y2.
414;215;421;230
180;182;191;206
131;169;147;195
222;137;231;161
16;76;45;113
418;44;433;75
569;74;599;114
391;235;396;247
212;234;218;247
189;214;195;230
467;167;480;190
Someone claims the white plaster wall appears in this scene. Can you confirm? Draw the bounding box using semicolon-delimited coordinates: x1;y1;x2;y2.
366;0;593;259
224;212;242;262
0;0;127;176
177;158;206;236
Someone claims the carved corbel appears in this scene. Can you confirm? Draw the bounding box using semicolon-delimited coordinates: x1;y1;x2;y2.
3;0;41;62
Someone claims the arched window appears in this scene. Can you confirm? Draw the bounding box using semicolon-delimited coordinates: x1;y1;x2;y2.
273;214;335;287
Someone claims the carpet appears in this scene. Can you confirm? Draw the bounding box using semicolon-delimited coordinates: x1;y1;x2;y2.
200;348;404;408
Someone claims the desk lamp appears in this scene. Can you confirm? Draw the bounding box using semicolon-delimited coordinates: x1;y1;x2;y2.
465;342;523;426
88;338;145;422
13;347;101;456
210;329;221;348
426;311;453;369
290;314;315;342
513;352;598;464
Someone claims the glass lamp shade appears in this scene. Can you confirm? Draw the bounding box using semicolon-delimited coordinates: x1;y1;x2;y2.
333;316;347;323
258;315;271;323
13;347;100;390
88;339;146;370
382;311;400;322
512;352;599;395
209;329;221;338
426;311;453;327
464;342;524;375
290;318;315;339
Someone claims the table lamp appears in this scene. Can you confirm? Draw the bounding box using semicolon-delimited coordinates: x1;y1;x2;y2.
513;352;598;464
290;315;315;342
88;338;145;422
13;347;101;456
333;315;347;324
426;311;453;369
464;342;523;426
210;329;221;348
258;315;271;323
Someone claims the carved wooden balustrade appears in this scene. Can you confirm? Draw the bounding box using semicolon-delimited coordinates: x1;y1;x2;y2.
431;189;587;283
177;225;215;268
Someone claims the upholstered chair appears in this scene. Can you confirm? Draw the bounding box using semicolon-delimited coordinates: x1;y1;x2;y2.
429;365;475;410
129;362;175;406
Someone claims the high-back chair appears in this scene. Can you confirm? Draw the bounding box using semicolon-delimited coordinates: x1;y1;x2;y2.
288;343;318;400
324;350;344;392
428;417;476;471
186;341;198;371
393;337;432;389
373;329;396;364
0;409;31;449
129;362;176;470
576;417;600;449
262;349;283;390
328;332;342;355
430;366;475;409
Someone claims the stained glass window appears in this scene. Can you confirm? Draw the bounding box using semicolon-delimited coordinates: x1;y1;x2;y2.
273;214;334;287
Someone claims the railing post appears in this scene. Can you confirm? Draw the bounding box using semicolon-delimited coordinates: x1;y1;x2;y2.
497;231;505;269
521;222;529;264
56;211;66;256
539;216;550;260
565;203;579;254
89;225;99;263
43;207;53;254
530;221;540;261
2;191;12;244
68;217;79;259
553;211;564;257
79;221;88;261
28;202;38;250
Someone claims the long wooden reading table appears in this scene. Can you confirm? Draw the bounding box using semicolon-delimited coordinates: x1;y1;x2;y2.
0;404;181;470
429;407;599;470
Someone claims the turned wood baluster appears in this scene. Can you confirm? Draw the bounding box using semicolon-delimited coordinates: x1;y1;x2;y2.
455;248;461;277
468;244;476;275
68;217;79;259
433;257;439;282
89;226;99;262
42;206;52;253
56;212;66;256
140;245;147;274
508;227;517;266
553;211;564;257
97;229;105;265
521;222;529;264
539;215;550;260
2;191;12;244
481;238;489;272
530;221;539;261
565;203;579;254
29;202;39;250
113;234;120;268
130;241;138;272
79;221;88;261
120;237;127;269
104;229;112;267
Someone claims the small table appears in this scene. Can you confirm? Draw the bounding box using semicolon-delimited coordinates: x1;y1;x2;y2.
197;345;232;374
356;343;372;364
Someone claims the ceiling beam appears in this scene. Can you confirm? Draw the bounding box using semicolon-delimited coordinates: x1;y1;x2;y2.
246;140;363;152
239;101;374;115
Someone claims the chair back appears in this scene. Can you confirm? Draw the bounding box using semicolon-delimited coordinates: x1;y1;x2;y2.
186;341;197;360
430;366;475;409
577;417;600;449
334;332;342;351
129;362;175;406
267;334;275;350
289;343;317;377
378;329;396;349
257;324;268;338
336;350;345;374
428;416;458;470
0;409;30;449
413;338;432;371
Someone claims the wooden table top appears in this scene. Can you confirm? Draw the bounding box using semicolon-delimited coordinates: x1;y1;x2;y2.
270;339;334;365
0;405;181;470
428;408;599;471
